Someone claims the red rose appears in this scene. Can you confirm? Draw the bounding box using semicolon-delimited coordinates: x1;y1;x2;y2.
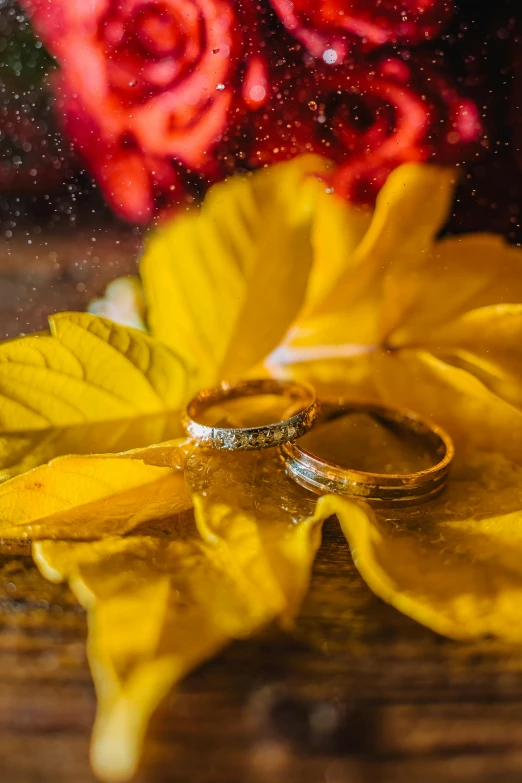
21;0;255;221
20;0;485;223
55;77;191;222
246;55;483;202
269;0;454;62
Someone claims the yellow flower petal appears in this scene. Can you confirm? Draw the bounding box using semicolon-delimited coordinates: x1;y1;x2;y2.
0;312;189;479
32;515;295;781
0;440;191;539
373;349;522;460
141;156;330;386
0;411;184;483
333;450;522;641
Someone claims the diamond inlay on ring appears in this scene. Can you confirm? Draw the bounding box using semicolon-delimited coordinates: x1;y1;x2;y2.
182;379;318;451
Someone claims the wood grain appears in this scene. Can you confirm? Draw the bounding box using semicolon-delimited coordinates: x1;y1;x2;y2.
1;228;522;783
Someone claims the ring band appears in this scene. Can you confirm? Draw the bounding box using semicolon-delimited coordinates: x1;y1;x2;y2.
182;379;318;451
281;401;454;507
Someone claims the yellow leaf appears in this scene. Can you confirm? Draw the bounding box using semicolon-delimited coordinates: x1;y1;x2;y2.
141;156;331;386
388;234;522;345
409;305;522;412
0;411;185;482
33;515;285;782
304;190;372;312
0;312;189;479
373;349;522;460
0;439;191;539
302;163;456;345
269;351;378;402
185;447;329;624
332;450;522;642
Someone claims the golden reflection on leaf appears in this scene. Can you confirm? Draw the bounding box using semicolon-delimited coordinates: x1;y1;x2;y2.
270;411;522;644
185;446;325;624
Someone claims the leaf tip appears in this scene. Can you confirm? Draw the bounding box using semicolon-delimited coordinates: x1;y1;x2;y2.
90;704;143;783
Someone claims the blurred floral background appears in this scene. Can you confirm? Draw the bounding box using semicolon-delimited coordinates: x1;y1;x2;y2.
1;0;521;239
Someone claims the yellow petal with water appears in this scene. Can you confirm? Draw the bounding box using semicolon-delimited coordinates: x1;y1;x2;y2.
185;447;326;624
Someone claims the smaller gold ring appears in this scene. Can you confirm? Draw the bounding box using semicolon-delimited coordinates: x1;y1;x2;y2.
182;378;318;451
281;401;454;507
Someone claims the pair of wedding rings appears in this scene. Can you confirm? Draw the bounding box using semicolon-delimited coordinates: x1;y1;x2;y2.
182;379;454;508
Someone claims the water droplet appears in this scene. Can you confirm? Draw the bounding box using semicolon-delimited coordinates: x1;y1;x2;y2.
249;85;266;103
216;83;225;91
323;48;338;65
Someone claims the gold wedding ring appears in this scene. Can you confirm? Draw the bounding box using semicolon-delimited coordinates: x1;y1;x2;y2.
281;401;454;507
182;378;318;451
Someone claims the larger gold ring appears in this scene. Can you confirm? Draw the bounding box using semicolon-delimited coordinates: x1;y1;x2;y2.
182;378;318;451
281;401;454;507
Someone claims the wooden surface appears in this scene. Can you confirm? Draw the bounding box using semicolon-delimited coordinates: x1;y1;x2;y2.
2;228;522;783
